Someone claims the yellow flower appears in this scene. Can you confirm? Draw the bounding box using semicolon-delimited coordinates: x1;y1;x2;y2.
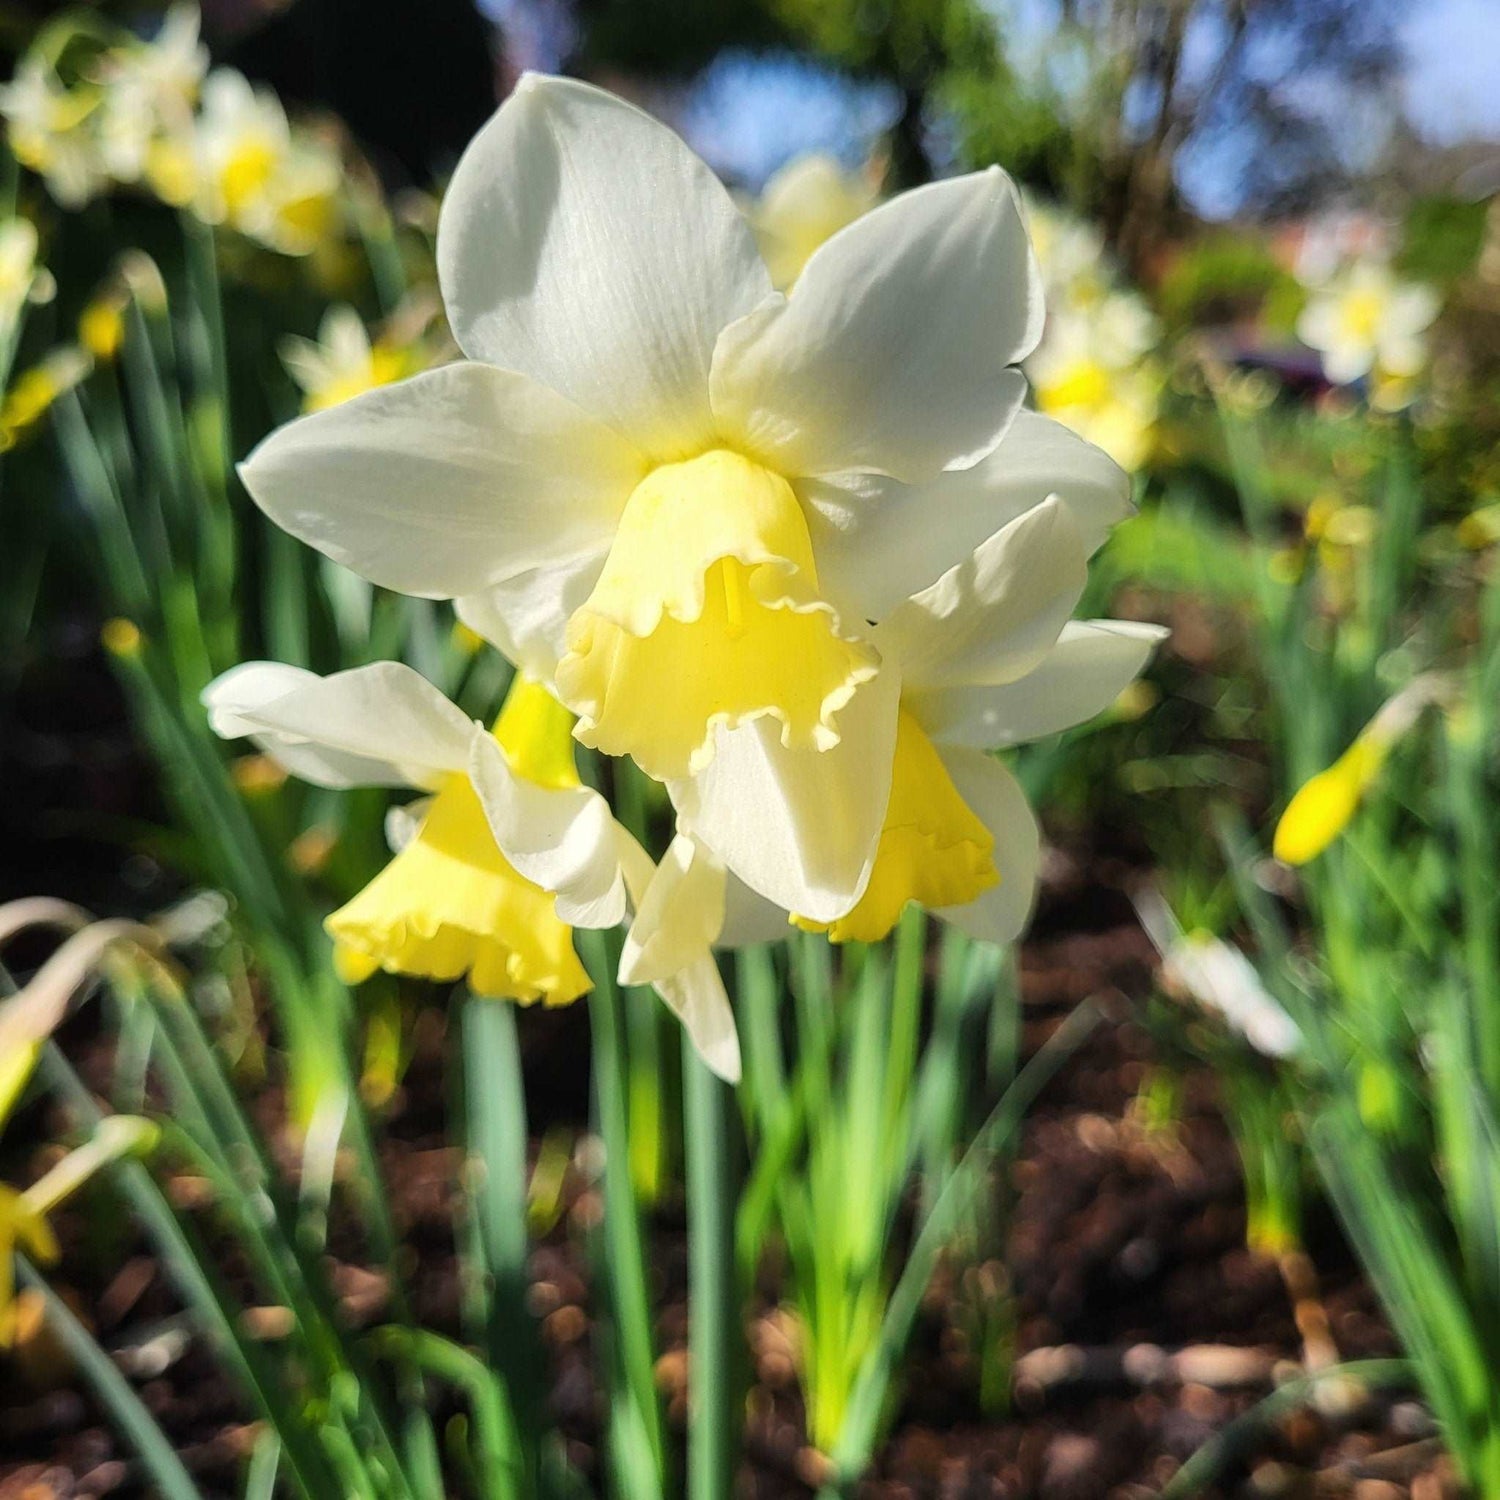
1274;676;1449;865
0;1186;59;1347
280;305;417;413
1296;256;1439;387
79;293;127;361
0;347;92;450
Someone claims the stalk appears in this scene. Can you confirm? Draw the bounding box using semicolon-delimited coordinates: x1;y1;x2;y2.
683;1042;740;1500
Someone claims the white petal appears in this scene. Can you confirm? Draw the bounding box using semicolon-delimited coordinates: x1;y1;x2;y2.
669;665;901;922
911;619;1167;748
437;73;771;461
711;168;1042;482
455;548;609;684
615;832;741;1083
803;410;1132;621
720;873;794;948
935;750;1039;945
619;834;725;986
652;957;742;1083
875;496;1087;692
240;361;644;600
202;661;472;788
467;732;627;928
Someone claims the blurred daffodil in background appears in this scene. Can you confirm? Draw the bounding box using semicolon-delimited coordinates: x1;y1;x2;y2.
746;151;884;291
280;304;428;412
1296;254;1439;393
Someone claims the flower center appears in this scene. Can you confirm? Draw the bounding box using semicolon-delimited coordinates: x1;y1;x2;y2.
1037;357;1111;413
1338;290;1383;344
220;138;278;215
555;448;878;781
795;710;999;943
326;680;589;1005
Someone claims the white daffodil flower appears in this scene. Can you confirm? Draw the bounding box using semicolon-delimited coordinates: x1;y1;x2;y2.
202;662;739;1077
94;4;207;183
1296;257;1439;387
0;57;105;209
234;74;1145;919
280;305;416;412
746;152;884;291
623;498;1166;960
0;220;40;349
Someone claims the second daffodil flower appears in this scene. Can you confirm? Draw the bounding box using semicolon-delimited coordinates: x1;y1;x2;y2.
236;73;1137;920
203;662;739;1079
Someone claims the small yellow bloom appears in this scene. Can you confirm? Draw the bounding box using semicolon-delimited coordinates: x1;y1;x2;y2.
795;711;997;943
0;1185;59;1348
1273;676;1448;865
280;305;415;413
326;676;592;1005
0;347;91;448
100;617;143;658
79;294;127;361
1274;737;1385;864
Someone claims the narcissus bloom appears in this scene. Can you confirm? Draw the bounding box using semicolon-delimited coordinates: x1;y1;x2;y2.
1273;676;1448;866
280;305;420;412
0;220;41;348
234;74;1155;917
1296;257;1439;387
747;152;884;291
622;495;1165;960
94;4;207;184
0;57;104;208
203;662;739;1074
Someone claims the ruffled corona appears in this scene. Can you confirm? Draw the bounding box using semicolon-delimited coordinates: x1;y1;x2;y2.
326;677;591;1004
555;449;878;781
797;711;998;944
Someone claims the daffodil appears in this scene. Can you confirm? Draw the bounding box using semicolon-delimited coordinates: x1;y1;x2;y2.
235;74;1151;918
747;152;883;291
1273;675;1449;865
0;346;92;451
202;661;739;1075
162;69;341;255
1022;199;1162;471
0;220;41;350
94;4;207;184
0;56;105;208
281;305;420;412
621;496;1165;961
1296;257;1439;388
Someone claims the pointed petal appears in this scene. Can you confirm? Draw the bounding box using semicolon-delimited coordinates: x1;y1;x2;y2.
202;661;472;788
712;168;1041;482
911;619;1167;748
240;361;644;599
438;73;771;460
802;409;1132;621
876;496;1088;693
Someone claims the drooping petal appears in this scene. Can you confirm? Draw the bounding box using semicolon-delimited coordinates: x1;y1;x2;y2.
327;772;590;1006
619;834;725;987
455;550;609;684
239;361;645;599
668;665;902;922
202;661;474;789
437;73;771;461
801;410;1133;621
616;833;741;1083
711;168;1041;482
910;619;1167;749
933;749;1040;946
875;497;1088;693
467;732;626;929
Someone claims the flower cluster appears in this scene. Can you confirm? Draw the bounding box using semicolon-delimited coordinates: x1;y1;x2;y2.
0;7;343;255
207;76;1163;1079
1022;199;1163;473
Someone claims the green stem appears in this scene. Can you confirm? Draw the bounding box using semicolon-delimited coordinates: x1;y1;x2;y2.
579;928;668;1500
683;1045;740;1500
